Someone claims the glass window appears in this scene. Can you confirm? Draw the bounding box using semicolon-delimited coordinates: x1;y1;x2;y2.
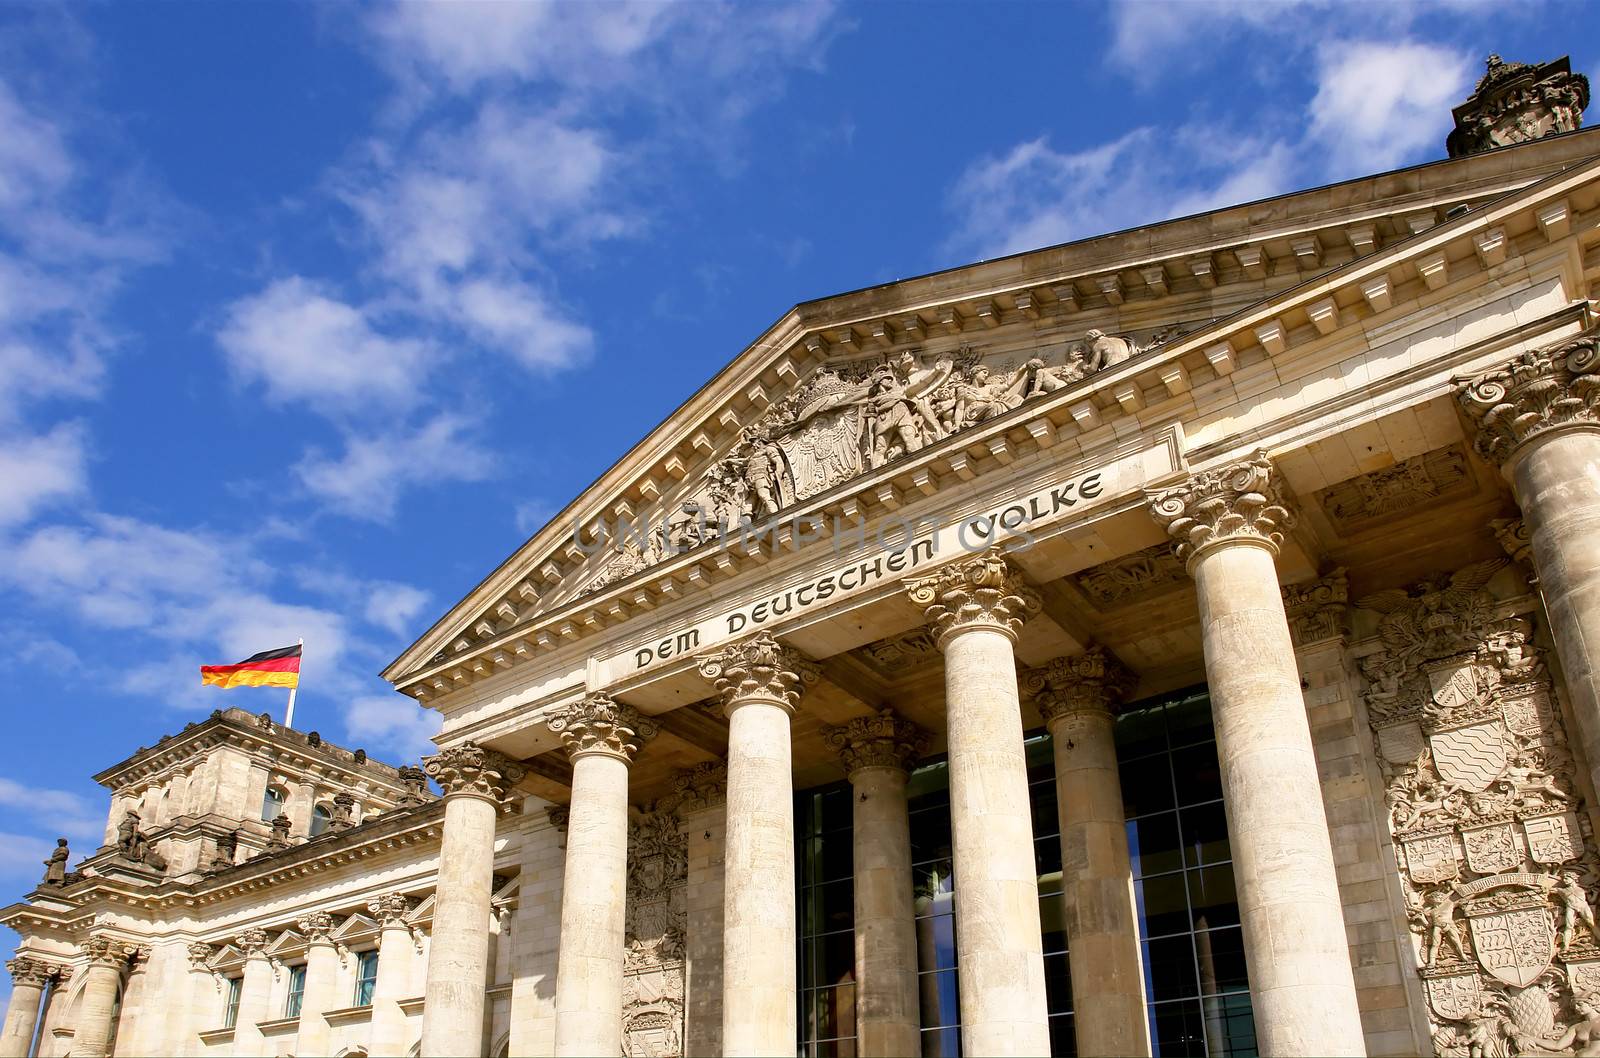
261;786;287;822
309;803;333;837
284;964;306;1018
353;949;379;1006
223;975;242;1028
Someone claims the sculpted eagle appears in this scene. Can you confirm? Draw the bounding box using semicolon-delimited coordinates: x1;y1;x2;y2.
1355;558;1507;662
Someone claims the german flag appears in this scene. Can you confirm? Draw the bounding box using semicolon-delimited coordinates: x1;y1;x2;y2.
200;644;302;689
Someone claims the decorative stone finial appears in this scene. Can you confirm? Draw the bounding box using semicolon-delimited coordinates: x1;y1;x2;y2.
236;928;270;956
329;791;356;831
296;911;337;943
822;709;929;777
368;893;413;926
695;632;819;712
1145;454;1296;566
905;547;1041;645
1021;646;1136;725
1447;54;1588;158
396;765;429;806
671;761;728;813
422;742;527;803
546;694;658;762
6;956;60;987
267;813;292;849
1281;569;1351;647
1456;326;1600;466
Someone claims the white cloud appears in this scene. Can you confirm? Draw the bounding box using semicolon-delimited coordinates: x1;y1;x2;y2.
215;276;430;414
0;778;104;845
513;499;554;537
345;693;440;761
364;581;430;638
0;421;88;527
0;832;59;883
295;415;496;521
1309;41;1472;174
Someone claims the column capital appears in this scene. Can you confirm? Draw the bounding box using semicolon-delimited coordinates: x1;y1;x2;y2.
423;741;526;803
1145;453;1296;567
186;942;216;971
236;927;271;958
367;893;413;928
296;911;337;945
905;546;1040;645
696;631;818;712
671;761;727;813
6;956;62;988
80;934;139;969
822;709;929;778
1456;325;1600;466
1281;568;1350;648
1022;646;1135;725
546;693;658;763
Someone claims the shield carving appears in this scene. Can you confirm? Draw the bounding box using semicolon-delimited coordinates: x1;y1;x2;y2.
1568;957;1600;1000
1460;822;1522;874
1428;661;1488;713
1498;688;1547;737
1424;970;1482;1021
1466;898;1556;987
1376;721;1425;766
1402;831;1459;885
1430;720;1509;792
1523;812;1582;865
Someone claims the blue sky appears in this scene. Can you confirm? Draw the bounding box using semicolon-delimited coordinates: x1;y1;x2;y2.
0;0;1593;966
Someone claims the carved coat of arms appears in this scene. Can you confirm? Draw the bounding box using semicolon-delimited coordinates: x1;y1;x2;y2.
1465;892;1556;988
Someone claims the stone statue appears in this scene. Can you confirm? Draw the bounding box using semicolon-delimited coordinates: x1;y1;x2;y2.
207;829;238;872
1553;872;1598;953
1554;996;1600;1056
115;811;167;872
41;839;68;885
1026;353;1090;396
742;433;785;516
1082;329;1139;371
1415;887;1468;966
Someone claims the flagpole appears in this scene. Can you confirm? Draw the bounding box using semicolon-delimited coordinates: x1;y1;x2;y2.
285;637;303;729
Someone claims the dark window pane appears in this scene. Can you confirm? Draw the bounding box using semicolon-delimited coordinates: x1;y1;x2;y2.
1146;935;1199;1001
814;1037;857;1058
818;786;853;834
812;930;855;988
915;912;958;973
907;763;951;811
1031;781;1059;839
1039;892;1067;955
921;1026;961;1058
806;984;855;1042
1196;928;1249;995
1129;813;1183;877
1121;754;1176;817
911;810;954;866
1188;864;1240;932
1026;734;1055;781
1116;706;1168;760
1151;998;1208;1057
1181;803;1232;869
1036;836;1062;878
814;833;854;883
1044;951;1073;1013
1211;992;1258;1058
1164;693;1215;748
1050;1013;1077;1058
1171;742;1223;807
914;859;955;912
918;969;961;1029
805;879;855;936
1136;871;1191;938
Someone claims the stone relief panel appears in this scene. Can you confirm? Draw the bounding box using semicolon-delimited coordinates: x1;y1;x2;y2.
623;799;688;1058
1358;559;1600;1055
1315;445;1473;534
1071;542;1188;608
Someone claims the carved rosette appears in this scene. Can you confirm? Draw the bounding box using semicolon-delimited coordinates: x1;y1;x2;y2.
422;741;527;803
1282;569;1351;648
547;694;659;762
1145;454;1296;567
822;709;929;778
1021;646;1136;726
671;762;727;814
905;547;1041;645
236;928;271;957
7;956;60;987
1457;327;1600;466
297;911;337;944
186;943;216;971
368;893;412;927
695;632;818;712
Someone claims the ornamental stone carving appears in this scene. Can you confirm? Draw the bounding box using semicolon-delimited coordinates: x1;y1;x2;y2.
329;791;356;830
1071;542;1187;608
186;943;216;971
422;741;527;802
82;935;139;967
368;893;412;926
1282;568;1351;648
1493;518;1534;567
1145;454;1296;566
1020;645;1136;723
544;805;570;835
669;762;727;814
1447;54;1588;159
623;797;688;1058
7;956;60;987
396;765;429;806
822;709;929;777
40;838;68;886
1457;326;1600;466
267;813;292;849
695;632;818;711
1358;559;1600;1056
1315;445;1471;532
905;546;1040;644
237;928;270;956
297;911;337;943
546;694;659;762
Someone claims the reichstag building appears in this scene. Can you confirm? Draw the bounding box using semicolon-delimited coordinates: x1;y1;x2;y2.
5;53;1600;1058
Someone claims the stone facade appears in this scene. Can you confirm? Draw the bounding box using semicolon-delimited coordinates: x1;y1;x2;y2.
10;57;1600;1058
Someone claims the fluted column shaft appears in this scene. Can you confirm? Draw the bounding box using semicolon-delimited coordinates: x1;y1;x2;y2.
71;939;134;1058
908;549;1050;1056
368;896;415;1058
824;711;927;1058
0;959;55;1058
1148;457;1364;1057
233;932;274;1058
295;914;339;1056
419;743;525;1058
1025;650;1149;1057
550;696;656;1057
698;633;816;1057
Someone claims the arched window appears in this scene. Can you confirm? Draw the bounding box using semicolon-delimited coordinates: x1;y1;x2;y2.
261;786;287;822
310;803;333;837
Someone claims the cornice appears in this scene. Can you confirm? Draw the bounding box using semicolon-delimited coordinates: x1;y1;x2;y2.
389;135;1600;698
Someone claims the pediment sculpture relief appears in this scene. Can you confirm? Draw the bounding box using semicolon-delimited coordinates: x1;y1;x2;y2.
579;328;1154;598
1359;560;1600;1056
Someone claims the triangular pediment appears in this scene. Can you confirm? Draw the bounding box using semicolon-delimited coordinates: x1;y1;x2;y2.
209;943;246;972
264;928;307;959
330;913;377;946
386;129;1600;698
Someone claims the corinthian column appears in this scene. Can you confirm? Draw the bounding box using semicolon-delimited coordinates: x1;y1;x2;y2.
697;632;817;1057
822;710;927;1058
419;743;526;1058
70;936;138;1058
294;911;340;1056
1459;326;1600;805
1147;456;1364;1057
906;548;1050;1057
367;894;415;1058
1;957;59;1058
1022;648;1149;1057
233;928;273;1057
548;694;657;1057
